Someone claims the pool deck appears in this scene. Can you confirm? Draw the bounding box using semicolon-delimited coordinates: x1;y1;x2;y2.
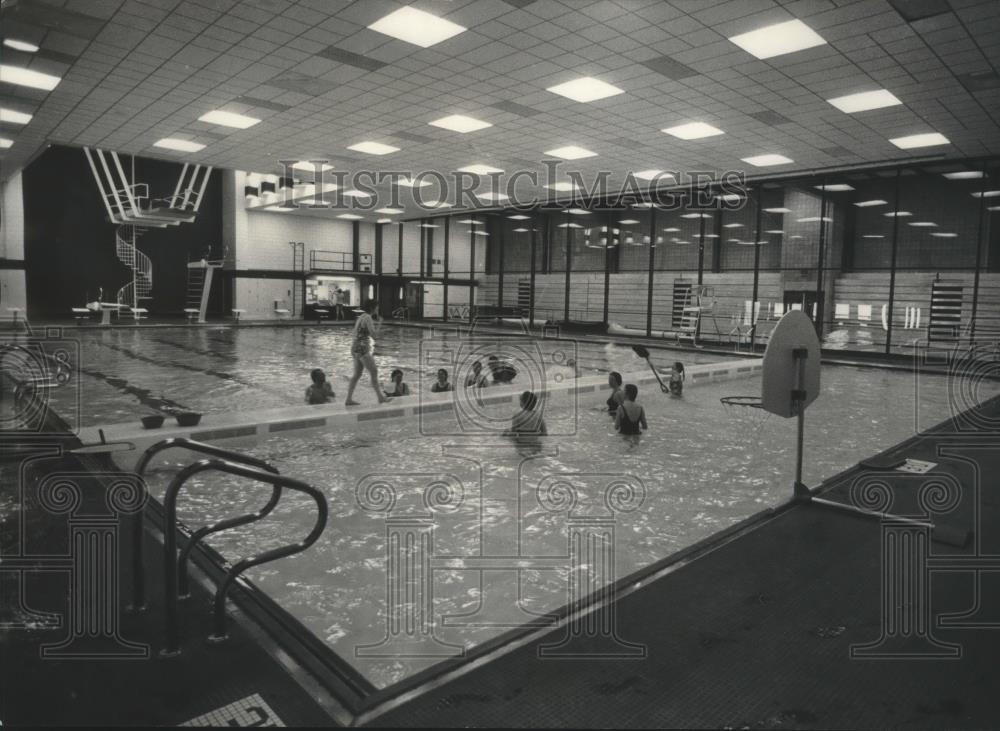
3;395;999;726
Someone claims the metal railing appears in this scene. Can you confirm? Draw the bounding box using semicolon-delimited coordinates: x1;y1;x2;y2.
132;438;278;612
308;250;372;272
162;459;327;654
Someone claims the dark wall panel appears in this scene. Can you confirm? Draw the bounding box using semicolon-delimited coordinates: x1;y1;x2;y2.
23;145;223;317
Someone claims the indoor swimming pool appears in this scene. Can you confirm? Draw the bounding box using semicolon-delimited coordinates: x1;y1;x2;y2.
127;342;999;690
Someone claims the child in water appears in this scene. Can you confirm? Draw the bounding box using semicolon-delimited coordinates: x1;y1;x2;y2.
304;368;335;404
384;368;410;397
606;371;625;414
615;384;648;435
668;362;685;396
465;360;488;389
431;368;452;392
505;391;547;437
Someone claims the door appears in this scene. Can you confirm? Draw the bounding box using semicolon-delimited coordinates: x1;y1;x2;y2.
405;282;424;319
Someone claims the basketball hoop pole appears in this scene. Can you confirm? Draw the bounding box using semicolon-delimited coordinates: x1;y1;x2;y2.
792;347;810;499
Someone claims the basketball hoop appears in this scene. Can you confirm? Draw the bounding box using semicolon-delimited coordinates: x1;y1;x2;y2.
720;395;771;445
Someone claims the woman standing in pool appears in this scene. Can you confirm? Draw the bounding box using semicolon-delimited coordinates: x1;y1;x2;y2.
345;300;389;406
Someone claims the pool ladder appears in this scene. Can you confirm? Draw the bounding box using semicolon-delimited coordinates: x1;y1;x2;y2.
133;438;327;655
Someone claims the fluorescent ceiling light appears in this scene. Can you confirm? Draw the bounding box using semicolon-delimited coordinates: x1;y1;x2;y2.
742;154;793;167
908;221;938;227
424;200;453;208
513;228;530;232
429;114;492;133
337;213;363;220
884;211;912;217
889;132;949;149
680;213;712;218
472;230;489;236
815;183;854;191
0;64;61;90
545;181;579;192
544;145;596;160
508;214;530;220
420;223;439;228
567;208;591;215
557;222;583;228
3;39;39;53
0;108;32;125
0;138;13;149
458;164;503;175
619;219;641;224
764;207;791;213
717;194;743;202
632;202;656;208
662;122;724;140
292;161;333;172
854;199;887;207
827;89;902;113
634;169;674;182
377;218;392;224
343;189;372;198
931;232;957;237
153;138;205;152
375;207;403;215
797;216;832;222
703;234;719;239
971;190;1000;198
663;227;680;232
943;171;983;180
347;141;399;155
547;76;625;103
728;19;826;60
199;110;260;128
989;206;1000;212
457;219;483;224
368;7;466;48
395;176;431;188
862;235;884;238
723;223;743;228
765;230;784;234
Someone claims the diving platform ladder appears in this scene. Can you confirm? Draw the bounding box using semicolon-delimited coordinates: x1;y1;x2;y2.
186;258;224;324
928;279;963;344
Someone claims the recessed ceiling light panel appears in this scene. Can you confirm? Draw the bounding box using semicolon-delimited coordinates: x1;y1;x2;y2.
429;114;492;133
348;141;400;155
199;110;261;128
889;132;949;149
827;89;902;113
544;145;596;160
153;138;205;152
368;7;466;48
662;122;724;140
728;19;827;60
547;76;625;103
742;154;793;167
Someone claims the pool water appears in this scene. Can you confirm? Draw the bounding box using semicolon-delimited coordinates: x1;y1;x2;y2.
135;352;997;689
45;324;725;427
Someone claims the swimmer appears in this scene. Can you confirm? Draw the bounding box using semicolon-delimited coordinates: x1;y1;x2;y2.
384;368;409;397
614;384;647;435
304;368;335;405
430;368;452;393
345;300;389;406
669;362;685;396
488;354;518;384
504;390;547;437
606;371;625;414
465;360;488;388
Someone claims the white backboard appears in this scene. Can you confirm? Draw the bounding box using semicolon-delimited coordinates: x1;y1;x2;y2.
761;310;822;418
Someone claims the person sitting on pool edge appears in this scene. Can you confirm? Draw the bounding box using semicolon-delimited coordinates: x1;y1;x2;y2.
431;368;452;392
606;371;625;414
465;360;488;389
615;384;648;435
669;361;685;396
488;354;518;384
504;390;547;437
384;368;409;398
304;368;335;405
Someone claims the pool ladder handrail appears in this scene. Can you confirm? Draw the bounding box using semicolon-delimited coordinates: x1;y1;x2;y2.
133;437;279;611
162;458;327;655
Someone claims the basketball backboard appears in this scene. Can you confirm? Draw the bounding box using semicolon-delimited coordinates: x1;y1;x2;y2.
761;310;821;418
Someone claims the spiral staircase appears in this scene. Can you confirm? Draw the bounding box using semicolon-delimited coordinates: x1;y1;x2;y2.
84;147;213;312
115;225;152;309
